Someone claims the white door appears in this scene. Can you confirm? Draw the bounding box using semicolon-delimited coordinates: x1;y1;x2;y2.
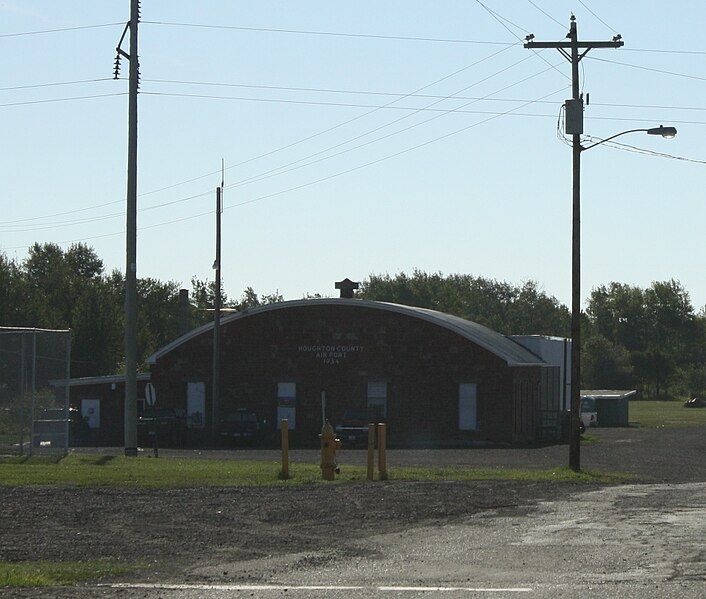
81;399;100;429
187;382;206;428
458;383;477;430
367;381;388;418
277;382;296;430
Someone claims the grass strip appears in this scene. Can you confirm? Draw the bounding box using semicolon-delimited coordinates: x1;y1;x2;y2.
0;560;134;587
0;454;628;487
629;400;706;428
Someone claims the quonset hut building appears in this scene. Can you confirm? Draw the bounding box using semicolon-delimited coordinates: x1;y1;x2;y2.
146;291;564;447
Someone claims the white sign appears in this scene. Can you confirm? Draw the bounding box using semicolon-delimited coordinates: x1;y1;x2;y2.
145;382;157;407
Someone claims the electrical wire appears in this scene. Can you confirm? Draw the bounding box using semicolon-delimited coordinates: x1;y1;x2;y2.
0;22;124;38
0;92;127;108
3;57;554;232
141;20;516;45
0;78;115;92
140;19;706;56
577;0;617;35
525;0;565;29
582;136;706;165
473;0;571;83
2;43;522;226
586;56;706;83
0;44;522;224
197;61;563;193
2;86;568;250
0;190;213;234
139;78;706;112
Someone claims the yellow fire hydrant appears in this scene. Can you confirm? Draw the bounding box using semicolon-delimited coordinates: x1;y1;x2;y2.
320;420;341;480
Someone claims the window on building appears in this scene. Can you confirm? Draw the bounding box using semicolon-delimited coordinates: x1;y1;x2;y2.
277;382;296;430
458;383;477;430
367;381;387;418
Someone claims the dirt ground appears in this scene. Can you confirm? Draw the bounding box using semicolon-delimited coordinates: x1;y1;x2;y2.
1;426;704;597
0;480;592;589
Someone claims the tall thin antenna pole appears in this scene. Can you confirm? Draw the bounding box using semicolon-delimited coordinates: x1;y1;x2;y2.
212;183;222;445
123;0;140;457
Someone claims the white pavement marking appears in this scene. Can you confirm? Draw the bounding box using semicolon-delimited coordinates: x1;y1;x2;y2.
106;583;533;593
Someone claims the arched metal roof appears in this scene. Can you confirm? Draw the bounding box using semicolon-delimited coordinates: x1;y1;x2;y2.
147;298;544;366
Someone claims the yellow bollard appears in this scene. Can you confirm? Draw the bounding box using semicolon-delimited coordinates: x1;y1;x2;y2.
280;419;289;479
377;422;388;481
319;420;341;481
367;423;376;481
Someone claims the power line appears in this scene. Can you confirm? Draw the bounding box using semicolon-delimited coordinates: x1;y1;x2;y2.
2;43;519;226
0;78;114;92
0;189;213;234
3;86;567;250
140;91;706;126
474;0;571;83
206;62;563;193
525;0;565;29
623;47;706;56
0;92;126;108
142;20;515;45
586;56;706;83
577;0;617;35
0;22;124;38
140;78;706;112
582;136;706;165
3;57;553;233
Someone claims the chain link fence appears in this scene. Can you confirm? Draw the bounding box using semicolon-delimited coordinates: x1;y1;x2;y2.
0;327;71;456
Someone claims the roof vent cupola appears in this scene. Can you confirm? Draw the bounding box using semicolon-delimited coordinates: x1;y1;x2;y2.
335;278;360;299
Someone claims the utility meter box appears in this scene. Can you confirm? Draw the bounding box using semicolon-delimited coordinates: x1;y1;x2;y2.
564;98;584;134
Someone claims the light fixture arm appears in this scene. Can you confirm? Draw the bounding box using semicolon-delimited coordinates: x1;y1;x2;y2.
581;129;649;152
582;126;677;152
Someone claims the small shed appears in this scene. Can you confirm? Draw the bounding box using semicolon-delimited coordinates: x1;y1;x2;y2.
580;390;636;427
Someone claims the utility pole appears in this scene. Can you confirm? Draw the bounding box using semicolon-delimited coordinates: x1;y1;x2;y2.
211;184;222;446
115;0;141;456
525;16;622;471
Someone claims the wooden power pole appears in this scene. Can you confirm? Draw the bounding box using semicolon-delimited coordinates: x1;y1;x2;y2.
525;16;623;471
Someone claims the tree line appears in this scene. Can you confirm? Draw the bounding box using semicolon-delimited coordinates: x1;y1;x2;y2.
1;244;704;399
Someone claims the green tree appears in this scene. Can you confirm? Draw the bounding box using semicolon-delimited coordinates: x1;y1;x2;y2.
358;270;569;336
581;335;634;390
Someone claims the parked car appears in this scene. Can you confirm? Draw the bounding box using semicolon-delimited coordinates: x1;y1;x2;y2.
684;397;706;408
218;409;262;445
580;397;597;429
33;406;91;447
334;409;382;447
137;407;187;446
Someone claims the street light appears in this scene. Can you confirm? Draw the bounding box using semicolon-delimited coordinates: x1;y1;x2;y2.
526;17;678;473
582;126;677;151
567;124;677;471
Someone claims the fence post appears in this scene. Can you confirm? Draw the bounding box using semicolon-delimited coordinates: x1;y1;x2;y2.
64;331;71;456
29;330;36;457
367;423;375;481
18;333;26;456
377;422;388;481
281;419;289;479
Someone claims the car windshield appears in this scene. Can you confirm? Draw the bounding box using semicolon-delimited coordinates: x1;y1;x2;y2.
342;410;372;422
143;408;174;418
223;412;257;423
581;398;596;412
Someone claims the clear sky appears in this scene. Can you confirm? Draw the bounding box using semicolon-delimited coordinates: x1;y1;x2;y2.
2;1;705;310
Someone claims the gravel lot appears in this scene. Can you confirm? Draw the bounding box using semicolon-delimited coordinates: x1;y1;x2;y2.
74;425;706;482
1;425;704;597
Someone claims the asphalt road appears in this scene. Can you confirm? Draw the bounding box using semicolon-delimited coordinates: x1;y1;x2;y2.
6;426;705;598
29;480;705;598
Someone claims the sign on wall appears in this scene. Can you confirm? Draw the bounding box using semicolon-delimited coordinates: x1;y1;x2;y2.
298;344;364;365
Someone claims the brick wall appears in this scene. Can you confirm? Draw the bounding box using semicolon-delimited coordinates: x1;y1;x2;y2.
151;303;544;446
